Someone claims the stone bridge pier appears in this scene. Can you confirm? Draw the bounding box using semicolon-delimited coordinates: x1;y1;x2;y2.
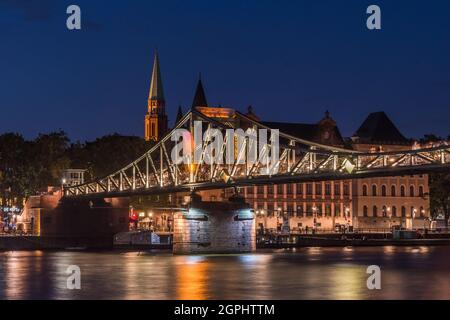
173;194;256;254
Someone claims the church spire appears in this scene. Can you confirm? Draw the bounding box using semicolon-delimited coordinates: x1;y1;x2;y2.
148;50;165;102
145;50;168;142
191;75;208;108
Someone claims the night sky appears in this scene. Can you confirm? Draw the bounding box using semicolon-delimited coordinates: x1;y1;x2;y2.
1;0;449;141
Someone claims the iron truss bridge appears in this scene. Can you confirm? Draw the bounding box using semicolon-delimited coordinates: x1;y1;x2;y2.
64;109;450;199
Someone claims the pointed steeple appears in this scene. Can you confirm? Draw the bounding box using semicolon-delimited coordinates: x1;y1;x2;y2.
176;105;183;124
148;50;165;101
145;50;168;142
191;75;208;108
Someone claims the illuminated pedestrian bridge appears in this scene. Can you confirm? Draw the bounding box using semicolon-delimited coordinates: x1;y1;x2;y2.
64;109;450;199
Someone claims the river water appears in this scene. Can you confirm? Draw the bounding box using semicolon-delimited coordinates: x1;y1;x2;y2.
0;246;448;300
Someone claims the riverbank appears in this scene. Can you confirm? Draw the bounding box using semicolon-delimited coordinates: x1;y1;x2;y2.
0;236;113;251
258;237;450;248
2;234;450;251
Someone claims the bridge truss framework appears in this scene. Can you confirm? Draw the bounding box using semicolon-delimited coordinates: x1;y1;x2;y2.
65;110;450;199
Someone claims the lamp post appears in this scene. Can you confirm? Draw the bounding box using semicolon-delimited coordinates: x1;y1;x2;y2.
386;206;392;238
61;178;67;195
261;209;266;236
312;206;318;234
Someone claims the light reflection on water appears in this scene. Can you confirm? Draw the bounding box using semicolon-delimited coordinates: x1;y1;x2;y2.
0;246;449;300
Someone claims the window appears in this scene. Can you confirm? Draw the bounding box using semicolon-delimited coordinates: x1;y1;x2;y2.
401;185;405;197
401;206;406;217
277;184;283;195
297;206;303;217
419;186;424;197
409;185;415;197
382;206;387;217
392;206;397;217
335;205;341;217
287;204;294;216
287;184;293;195
306;183;313;195
315;183;322;195
343;184;349;196
306;205;313;217
381;185;387;197
373;206;378;217
372;185;377;196
267;204;274;216
391;185;396;197
420;206;424;217
325;183;331;196
296;183;303;195
325;204;331;217
268;185;274;195
363;206;368;217
247;187;254;195
362;185;368;196
151;123;156;137
257;186;264;194
334;183;341;195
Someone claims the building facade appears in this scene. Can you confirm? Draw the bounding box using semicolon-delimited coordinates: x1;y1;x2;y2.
350;112;430;230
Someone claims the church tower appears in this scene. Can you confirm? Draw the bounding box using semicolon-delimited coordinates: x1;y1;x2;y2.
145;51;168;142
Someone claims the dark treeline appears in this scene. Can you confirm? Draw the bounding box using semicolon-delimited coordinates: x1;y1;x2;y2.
0;131;151;206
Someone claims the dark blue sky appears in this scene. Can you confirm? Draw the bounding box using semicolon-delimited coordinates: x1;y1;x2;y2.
1;0;449;141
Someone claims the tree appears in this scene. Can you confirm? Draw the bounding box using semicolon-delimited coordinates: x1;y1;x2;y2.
68;134;151;180
0;131;151;211
33;131;71;188
429;173;450;230
0;131;72;208
0;133;29;206
419;134;442;144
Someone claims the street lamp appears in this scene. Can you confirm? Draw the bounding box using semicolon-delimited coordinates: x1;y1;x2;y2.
312;206;318;234
61;178;67;195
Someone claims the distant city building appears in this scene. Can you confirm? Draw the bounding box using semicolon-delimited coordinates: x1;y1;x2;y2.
350;112;429;230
